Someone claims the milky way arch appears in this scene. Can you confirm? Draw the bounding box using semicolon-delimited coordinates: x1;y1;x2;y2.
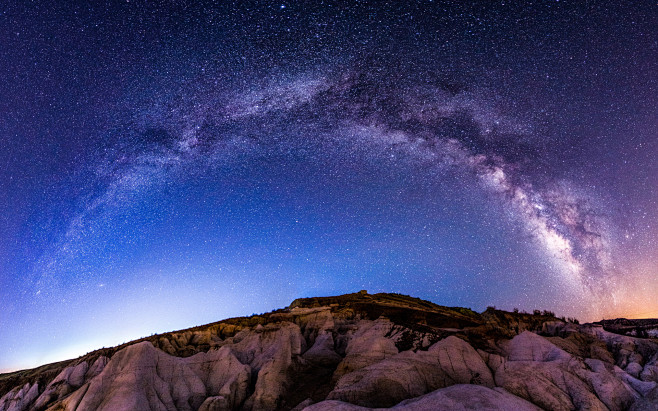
33;66;617;318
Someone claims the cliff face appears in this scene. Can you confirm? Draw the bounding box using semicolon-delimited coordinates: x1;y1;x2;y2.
2;291;658;411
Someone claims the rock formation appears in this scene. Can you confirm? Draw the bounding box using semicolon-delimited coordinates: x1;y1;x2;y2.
1;291;658;410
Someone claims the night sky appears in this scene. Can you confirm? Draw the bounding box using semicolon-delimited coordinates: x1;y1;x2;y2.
1;1;657;372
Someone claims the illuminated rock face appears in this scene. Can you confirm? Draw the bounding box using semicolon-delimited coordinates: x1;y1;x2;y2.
2;292;658;411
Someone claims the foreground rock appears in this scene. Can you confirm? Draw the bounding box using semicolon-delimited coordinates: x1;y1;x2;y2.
306;384;542;410
1;291;658;411
495;331;639;411
327;336;494;407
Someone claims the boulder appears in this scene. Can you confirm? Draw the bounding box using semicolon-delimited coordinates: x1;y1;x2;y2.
393;384;542;411
85;356;108;380
198;395;231;411
496;332;637;411
333;319;398;378
306;384;542;410
327;336;493;407
291;398;315;410
428;336;495;387
580;359;639;409
184;346;251;409
501;331;572;362
496;359;599;410
70;341;207;411
233;321;305;410
0;382;39;411
477;349;505;373
33;361;89;409
497;332;588;410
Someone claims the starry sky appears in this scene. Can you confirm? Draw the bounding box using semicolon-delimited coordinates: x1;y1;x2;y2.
1;0;657;372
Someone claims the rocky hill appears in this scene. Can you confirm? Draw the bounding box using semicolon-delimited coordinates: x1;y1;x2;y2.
1;290;658;410
596;319;658;339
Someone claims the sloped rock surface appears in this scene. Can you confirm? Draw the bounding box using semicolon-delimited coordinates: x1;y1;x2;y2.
67;341;207;411
2;292;658;411
333;318;398;379
307;384;542;410
184;346;251;410
0;382;39;411
327;336;494;407
495;331;638;411
233;321;305;410
32;361;88;409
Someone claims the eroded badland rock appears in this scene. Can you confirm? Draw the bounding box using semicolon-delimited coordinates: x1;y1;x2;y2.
2;291;658;411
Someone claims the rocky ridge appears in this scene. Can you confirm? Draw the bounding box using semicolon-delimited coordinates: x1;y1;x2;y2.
596;319;658;339
1;291;658;410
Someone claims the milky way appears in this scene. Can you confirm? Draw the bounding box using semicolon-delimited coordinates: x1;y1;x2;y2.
1;1;656;372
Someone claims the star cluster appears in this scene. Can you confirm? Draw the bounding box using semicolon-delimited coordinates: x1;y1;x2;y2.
1;1;656;372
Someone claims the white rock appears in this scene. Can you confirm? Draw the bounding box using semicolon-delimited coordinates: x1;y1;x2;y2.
477;349;505;373
327;336;494;407
71;341;207;411
85;355;108;379
0;382;39;411
184;346;251;410
233;321;305;410
496;332;609;411
501;331;571;362
306;384;542;410
428;336;495;386
333;318;398;378
579;359;639;409
33;362;89;409
303;332;342;366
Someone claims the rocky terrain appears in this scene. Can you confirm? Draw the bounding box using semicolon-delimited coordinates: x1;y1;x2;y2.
596;319;658;339
2;290;658;410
